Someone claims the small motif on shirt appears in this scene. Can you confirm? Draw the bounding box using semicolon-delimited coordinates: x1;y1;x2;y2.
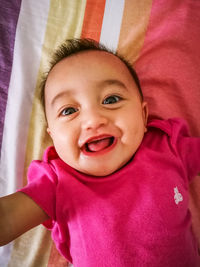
174;187;183;205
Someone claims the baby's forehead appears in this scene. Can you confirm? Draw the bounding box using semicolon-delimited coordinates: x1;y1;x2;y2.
50;49;126;73
45;50;134;92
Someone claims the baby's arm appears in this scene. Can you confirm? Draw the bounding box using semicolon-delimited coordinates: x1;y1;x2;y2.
0;192;49;246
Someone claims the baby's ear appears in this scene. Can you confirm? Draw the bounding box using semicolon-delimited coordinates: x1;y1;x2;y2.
47;128;51;137
142;102;148;132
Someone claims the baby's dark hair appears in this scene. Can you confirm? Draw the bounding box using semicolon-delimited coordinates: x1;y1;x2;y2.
40;38;143;107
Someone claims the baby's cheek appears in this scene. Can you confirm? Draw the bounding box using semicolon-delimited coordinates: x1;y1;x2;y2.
120;125;139;144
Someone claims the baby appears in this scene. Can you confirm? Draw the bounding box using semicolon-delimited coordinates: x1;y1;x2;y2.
0;39;200;267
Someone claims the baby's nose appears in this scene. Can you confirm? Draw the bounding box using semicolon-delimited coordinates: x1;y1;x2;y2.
81;111;109;131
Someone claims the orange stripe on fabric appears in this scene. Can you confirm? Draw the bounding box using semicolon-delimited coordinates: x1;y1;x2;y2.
81;0;106;41
117;0;152;63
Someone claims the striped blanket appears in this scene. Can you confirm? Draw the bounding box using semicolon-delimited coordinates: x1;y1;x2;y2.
0;0;200;266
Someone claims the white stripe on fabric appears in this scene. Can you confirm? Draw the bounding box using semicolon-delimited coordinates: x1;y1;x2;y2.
100;0;125;52
0;245;13;267
0;0;50;264
0;0;50;195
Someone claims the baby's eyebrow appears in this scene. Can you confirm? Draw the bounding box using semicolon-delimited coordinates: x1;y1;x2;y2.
50;90;72;107
98;79;127;90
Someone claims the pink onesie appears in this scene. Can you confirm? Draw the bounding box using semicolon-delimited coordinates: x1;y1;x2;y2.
19;118;200;266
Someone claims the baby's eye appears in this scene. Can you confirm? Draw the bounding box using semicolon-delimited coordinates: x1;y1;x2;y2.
61;107;78;116
103;95;122;105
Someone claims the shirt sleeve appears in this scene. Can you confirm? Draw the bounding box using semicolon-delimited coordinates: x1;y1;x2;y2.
18;160;58;228
169;118;200;181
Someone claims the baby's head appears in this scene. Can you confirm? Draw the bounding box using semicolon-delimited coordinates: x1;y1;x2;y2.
42;39;148;176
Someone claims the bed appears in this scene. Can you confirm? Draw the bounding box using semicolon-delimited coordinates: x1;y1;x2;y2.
0;0;200;266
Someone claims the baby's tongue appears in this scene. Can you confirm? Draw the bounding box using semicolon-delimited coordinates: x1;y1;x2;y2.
87;137;111;152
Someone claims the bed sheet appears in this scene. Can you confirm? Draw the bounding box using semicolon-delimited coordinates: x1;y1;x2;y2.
0;0;200;266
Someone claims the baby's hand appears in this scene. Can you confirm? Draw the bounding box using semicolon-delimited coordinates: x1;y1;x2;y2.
0;192;49;246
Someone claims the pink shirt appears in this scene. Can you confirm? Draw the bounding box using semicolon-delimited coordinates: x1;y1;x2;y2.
20;118;200;266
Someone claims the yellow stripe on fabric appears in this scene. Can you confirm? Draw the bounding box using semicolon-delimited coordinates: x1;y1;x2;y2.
117;0;152;64
23;0;87;186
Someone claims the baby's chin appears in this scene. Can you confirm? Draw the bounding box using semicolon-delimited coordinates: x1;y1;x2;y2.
80;168;118;177
76;158;132;177
58;144;136;177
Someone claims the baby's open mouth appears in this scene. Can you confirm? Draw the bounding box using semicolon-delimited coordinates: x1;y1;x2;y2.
83;136;115;153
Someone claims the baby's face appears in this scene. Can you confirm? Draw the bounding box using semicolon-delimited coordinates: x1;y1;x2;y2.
45;51;148;176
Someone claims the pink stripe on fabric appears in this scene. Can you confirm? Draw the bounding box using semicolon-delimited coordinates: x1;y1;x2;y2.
135;0;200;136
134;0;200;248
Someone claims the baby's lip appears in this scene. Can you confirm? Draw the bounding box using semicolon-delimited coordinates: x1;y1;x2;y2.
80;134;114;148
79;134;115;152
80;134;117;155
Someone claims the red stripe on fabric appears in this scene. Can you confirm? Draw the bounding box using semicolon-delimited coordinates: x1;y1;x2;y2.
81;0;106;41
